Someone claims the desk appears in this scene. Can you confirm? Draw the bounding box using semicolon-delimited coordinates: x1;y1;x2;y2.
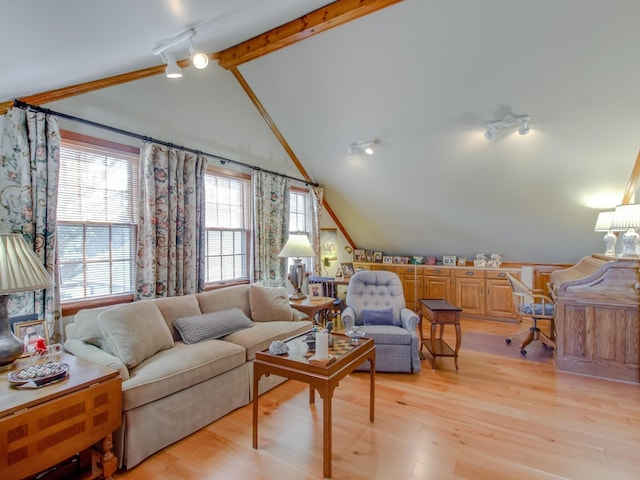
418;299;462;370
0;353;121;479
253;333;375;478
290;296;335;324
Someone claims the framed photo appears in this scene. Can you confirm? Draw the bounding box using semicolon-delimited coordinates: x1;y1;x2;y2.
442;255;457;266
393;256;401;264
309;283;323;301
354;249;366;262
457;257;467;266
365;250;374;262
14;319;49;355
341;262;355;277
373;251;382;263
383;256;393;264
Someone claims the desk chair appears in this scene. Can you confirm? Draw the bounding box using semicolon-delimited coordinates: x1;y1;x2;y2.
308;276;344;325
505;273;556;355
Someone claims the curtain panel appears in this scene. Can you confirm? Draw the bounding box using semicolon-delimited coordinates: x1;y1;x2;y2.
310;186;324;273
253;172;290;286
136;142;207;299
0;107;61;340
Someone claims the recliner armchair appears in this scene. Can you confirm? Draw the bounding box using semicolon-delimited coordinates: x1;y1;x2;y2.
342;270;421;373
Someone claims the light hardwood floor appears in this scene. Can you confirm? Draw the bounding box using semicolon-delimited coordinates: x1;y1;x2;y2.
113;318;640;480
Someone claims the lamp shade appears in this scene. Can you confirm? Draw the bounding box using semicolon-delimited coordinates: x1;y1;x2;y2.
611;204;640;231
594;211;615;232
278;233;315;258
0;234;52;294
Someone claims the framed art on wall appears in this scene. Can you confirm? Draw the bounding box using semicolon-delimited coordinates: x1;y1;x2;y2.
341;262;355;277
320;228;338;261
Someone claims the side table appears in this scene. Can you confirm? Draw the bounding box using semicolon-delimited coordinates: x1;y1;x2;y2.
290;296;335;324
418;299;462;370
0;353;122;480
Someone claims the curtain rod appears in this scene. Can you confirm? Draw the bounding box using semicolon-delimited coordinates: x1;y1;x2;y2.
12;99;318;187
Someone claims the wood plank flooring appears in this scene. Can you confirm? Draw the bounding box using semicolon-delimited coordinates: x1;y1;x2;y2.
113;318;640;479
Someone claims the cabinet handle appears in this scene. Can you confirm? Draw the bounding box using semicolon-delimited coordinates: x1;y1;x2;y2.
497;272;506;277
434;269;441;274
465;271;474;276
408;268;414;273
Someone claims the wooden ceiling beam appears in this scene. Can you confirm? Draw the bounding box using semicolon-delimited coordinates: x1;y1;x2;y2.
218;0;402;69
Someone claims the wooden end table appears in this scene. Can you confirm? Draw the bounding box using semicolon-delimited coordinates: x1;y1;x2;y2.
253;332;375;478
0;353;122;480
290;296;335;324
418;299;462;370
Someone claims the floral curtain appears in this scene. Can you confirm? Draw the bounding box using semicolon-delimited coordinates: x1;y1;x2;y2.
0;107;61;340
136;142;207;299
310;186;324;274
253;171;290;286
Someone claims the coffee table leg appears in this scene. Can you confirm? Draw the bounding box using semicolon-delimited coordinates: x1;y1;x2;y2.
323;385;332;478
253;368;260;449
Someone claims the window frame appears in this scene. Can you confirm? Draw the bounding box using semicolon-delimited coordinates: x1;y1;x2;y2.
203;166;252;286
59;130;139;316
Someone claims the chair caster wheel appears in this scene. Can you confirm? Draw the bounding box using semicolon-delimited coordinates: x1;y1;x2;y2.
505;338;512;344
520;349;527;356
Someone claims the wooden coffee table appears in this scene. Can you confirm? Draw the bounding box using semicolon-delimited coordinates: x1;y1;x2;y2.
0;353;122;480
253;332;375;478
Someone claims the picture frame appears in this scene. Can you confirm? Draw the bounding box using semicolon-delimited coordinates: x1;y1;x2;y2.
320;228;338;261
341;262;355;277
382;256;393;264
457;257;467;266
373;251;383;263
354;249;366;262
309;283;323;301
392;256;401;264
442;255;457;266
14;319;49;355
365;250;374;262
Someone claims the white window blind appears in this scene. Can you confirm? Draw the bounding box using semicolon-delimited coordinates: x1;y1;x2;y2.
57;135;138;301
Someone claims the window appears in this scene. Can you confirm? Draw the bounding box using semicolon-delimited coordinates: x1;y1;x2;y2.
58;132;139;302
289;189;309;232
204;169;251;283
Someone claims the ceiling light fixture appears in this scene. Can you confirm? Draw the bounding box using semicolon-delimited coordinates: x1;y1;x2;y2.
348;139;376;155
153;28;210;78
484;114;531;140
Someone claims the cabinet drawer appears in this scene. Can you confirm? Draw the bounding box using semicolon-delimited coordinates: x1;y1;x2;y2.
395;265;419;275
423;267;450;277
454;269;486;279
486;270;518;280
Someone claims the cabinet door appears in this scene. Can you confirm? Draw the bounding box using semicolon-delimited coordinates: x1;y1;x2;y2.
454;270;485;315
396;266;422;310
485;277;516;318
424;275;452;303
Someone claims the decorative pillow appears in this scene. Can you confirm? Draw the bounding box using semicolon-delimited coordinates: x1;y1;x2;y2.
361;307;396;326
249;285;294;322
97;302;174;369
174;308;254;344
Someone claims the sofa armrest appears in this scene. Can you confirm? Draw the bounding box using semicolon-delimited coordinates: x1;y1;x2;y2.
292;308;309;322
64;338;130;380
400;308;419;332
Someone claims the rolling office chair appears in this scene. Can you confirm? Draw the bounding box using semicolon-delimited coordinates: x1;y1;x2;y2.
505;273;556;355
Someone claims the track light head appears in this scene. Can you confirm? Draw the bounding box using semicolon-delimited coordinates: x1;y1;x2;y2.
189;40;209;69
518;118;530;135
485;114;531;140
162;52;182;78
484;126;497;140
348;139;376;155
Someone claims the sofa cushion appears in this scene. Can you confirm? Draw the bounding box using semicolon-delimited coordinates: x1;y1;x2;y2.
154;294;203;341
174;308;254;344
121;340;247;411
249;285;294;322
361;307;396;326
223;319;313;360
197;284;252;318
98;302;174;369
358;325;413;345
73;305;116;348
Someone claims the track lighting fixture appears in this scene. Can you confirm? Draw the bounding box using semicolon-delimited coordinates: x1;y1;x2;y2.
348;139;376;155
484;114;531;140
153;28;210;78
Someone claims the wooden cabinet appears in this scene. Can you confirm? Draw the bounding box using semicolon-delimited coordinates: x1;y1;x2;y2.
423;267;452;303
454;269;486;315
485;270;518;318
396;265;422;310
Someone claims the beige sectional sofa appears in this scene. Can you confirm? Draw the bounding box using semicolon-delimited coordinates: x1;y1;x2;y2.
64;284;313;470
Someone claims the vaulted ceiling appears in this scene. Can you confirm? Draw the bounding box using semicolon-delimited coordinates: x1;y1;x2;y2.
2;0;639;264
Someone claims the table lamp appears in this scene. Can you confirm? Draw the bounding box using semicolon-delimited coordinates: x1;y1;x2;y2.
0;234;53;370
611;204;640;257
594;211;617;257
279;232;315;300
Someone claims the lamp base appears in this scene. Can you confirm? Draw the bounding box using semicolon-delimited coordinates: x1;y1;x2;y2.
0;295;24;370
289;291;307;301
